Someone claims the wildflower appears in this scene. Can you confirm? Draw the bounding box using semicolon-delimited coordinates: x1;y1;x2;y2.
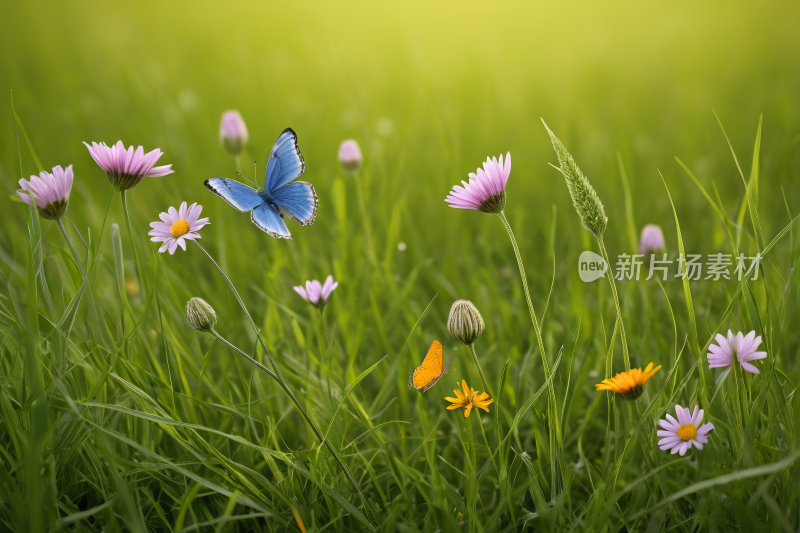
657;405;714;455
708;330;767;375
338;139;363;173
541;120;607;238
16;165;74;220
595;362;661;400
447;300;485;346
148;202;210;255
185;297;217;332
445;153;510;214
639;224;665;254
293;275;338;308
219;110;249;156
83;140;174;191
445;380;493;418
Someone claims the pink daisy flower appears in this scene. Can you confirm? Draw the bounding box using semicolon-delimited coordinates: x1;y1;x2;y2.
708;330;767;376
338;140;363;173
17;165;74;220
638;224;665;254
83;140;174;191
148;202;209;255
293;275;338;308
445;153;511;214
219;110;249;156
657;405;714;456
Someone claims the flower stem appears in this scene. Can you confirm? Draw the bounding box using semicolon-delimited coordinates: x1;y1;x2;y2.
498;210;563;497
121;190;147;294
596;235;630;371
88;189;116;269
464;414;478;533
497;211;558;406
193;240;289;385
195;242;372;520
57;217;85;277
468;343;493;399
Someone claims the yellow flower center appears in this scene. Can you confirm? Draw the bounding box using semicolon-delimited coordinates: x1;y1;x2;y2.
170;219;190;238
677;423;697;441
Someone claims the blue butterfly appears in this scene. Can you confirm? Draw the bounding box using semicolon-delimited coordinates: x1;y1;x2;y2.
205;128;317;239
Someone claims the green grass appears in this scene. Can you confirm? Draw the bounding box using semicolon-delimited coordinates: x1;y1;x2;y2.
3;0;800;531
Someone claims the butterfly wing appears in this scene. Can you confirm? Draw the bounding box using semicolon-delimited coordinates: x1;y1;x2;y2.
264;128;305;192
205;178;263;212
421;349;455;393
408;340;444;391
251;203;291;239
269;181;318;226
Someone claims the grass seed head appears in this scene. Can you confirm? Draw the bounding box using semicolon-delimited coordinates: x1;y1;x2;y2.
541;119;607;238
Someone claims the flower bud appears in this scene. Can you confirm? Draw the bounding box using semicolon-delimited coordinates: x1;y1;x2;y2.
338;139;363;173
638;224;665;254
185;297;217;332
219;110;249;156
447;299;485;346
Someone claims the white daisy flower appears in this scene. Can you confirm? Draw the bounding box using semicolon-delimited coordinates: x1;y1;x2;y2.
148;202;209;255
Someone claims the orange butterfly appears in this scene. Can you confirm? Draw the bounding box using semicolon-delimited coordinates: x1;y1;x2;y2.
408;340;455;393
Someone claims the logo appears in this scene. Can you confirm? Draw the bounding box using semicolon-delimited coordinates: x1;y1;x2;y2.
579;251;607;282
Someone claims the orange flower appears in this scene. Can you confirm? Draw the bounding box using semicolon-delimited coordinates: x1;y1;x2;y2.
445;380;493;417
595;362;661;400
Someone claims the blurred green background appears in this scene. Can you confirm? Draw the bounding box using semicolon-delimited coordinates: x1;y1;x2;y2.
3;0;800;363
3;0;800;530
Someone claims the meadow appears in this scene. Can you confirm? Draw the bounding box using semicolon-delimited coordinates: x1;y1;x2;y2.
3;0;800;531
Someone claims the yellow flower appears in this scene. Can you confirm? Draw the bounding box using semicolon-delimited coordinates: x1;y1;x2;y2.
595;362;661;400
444;380;493;417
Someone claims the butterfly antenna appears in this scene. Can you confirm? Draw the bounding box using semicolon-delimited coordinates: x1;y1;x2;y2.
236;172;259;189
443;348;456;374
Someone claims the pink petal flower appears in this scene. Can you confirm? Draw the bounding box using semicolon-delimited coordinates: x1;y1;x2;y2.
707;329;766;375
638;224;665;254
16;164;74;220
83;140;174;191
338;140;363;173
445;153;510;214
220;110;249;156
294;275;338;308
